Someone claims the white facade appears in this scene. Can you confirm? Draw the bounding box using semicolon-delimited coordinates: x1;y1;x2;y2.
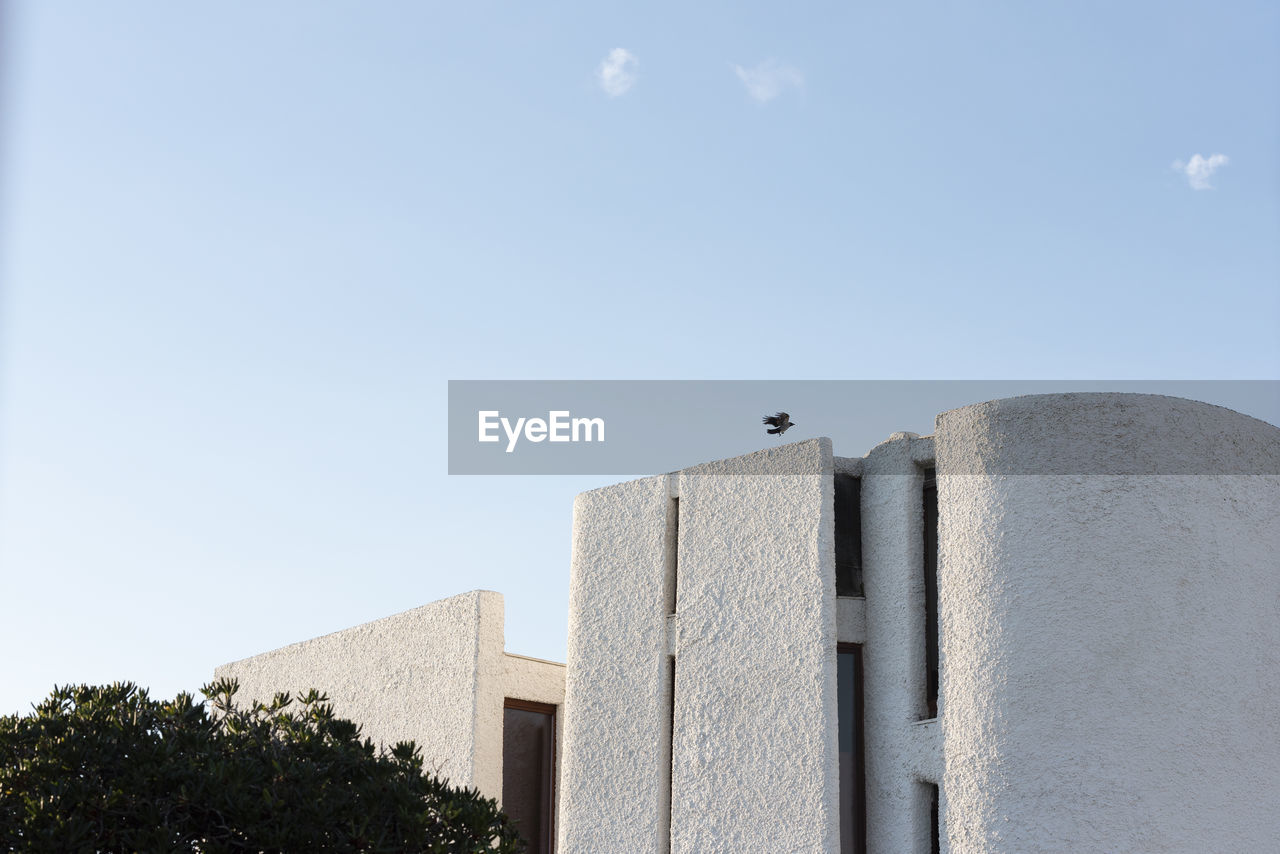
933;395;1280;853
559;440;840;852
560;392;1279;852
216;393;1280;853
215;590;565;804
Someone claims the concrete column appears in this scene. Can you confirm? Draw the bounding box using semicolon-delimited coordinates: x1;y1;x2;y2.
558;475;674;853
670;439;839;853
861;433;942;853
935;393;1280;853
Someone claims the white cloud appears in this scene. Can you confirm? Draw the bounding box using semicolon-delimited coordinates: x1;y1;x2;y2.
597;48;638;97
1172;153;1229;190
732;59;803;103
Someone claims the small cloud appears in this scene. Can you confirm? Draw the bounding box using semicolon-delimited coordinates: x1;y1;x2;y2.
1172;153;1229;190
732;59;803;103
597;48;638;97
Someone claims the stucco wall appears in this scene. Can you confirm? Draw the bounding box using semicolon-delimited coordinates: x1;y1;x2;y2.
671;439;839;853
215;392;1278;854
934;394;1280;853
503;652;566;708
859;432;943;854
558;473;675;853
559;440;841;853
214;589;503;792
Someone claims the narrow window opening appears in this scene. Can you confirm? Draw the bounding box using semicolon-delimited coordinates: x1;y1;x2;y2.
837;644;866;854
835;475;863;597
660;492;679;854
922;467;939;719
928;782;940;854
664;496;679;615
663;655;676;853
503;699;556;854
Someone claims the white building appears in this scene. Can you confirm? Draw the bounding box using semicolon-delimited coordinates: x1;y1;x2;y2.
217;393;1280;853
214;591;566;853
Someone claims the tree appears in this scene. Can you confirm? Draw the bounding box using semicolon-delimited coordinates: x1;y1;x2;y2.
0;679;524;853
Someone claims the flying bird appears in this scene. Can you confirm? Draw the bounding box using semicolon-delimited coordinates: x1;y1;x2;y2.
762;412;795;436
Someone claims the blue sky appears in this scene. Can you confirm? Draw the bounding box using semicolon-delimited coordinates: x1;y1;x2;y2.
1;1;1277;715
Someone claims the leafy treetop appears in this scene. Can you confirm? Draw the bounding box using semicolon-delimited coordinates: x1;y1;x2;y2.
0;679;524;853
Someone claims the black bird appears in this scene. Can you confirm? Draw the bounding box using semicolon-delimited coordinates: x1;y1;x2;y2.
762;412;795;436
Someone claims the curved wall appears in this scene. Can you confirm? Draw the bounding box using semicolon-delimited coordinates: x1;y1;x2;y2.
935;394;1280;852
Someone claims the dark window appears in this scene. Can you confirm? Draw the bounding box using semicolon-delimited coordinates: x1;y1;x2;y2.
503;699;556;854
922;468;939;719
838;644;866;854
835;475;863;596
928;782;940;854
661;496;678;853
663;655;676;851
664;496;679;615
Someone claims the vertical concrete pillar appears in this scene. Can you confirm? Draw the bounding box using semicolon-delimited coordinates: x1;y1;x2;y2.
472;591;507;801
558;475;674;852
671;439;839;852
861;433;941;853
935;393;1280;853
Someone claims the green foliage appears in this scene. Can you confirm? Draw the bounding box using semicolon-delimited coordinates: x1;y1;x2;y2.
0;680;524;853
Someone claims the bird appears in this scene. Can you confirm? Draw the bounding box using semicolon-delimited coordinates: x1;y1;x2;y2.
762;412;795;436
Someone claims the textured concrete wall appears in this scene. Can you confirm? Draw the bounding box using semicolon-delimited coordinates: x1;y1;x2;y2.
502;653;566;708
934;394;1280;853
217;392;1277;853
215;590;503;793
215;593;569;811
558;474;675;853
560;440;841;853
859;432;943;854
471;592;506;800
671;439;838;853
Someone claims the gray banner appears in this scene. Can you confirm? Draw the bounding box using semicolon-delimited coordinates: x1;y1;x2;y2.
447;380;1280;475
